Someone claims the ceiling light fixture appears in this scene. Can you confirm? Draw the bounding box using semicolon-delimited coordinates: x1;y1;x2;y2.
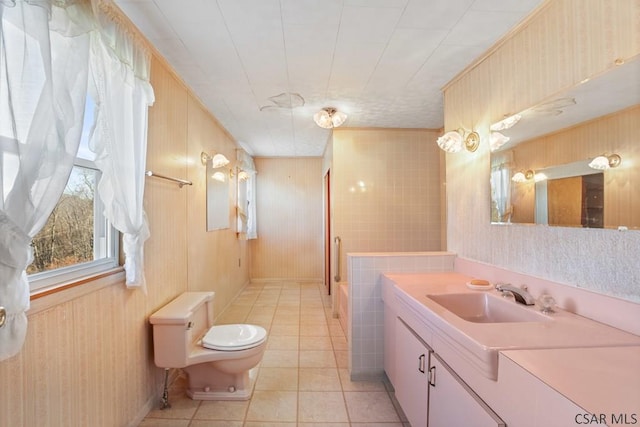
588;154;621;170
313;107;347;129
436;128;480;153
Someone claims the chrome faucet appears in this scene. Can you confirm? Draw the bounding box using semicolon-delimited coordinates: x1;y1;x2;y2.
495;283;535;305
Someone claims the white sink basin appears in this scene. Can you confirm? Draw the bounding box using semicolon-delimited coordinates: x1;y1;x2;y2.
427;292;551;323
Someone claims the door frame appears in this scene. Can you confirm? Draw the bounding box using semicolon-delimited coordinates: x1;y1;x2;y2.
324;169;331;295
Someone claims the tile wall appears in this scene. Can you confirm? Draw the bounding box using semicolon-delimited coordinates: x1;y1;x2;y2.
347;251;456;379
331;129;444;276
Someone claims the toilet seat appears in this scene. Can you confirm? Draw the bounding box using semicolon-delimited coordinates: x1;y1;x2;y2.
202;324;267;351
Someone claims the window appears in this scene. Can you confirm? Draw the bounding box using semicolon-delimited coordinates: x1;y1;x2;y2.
1;0;152;362
490;151;514;223
1;2;152;297
25;98;118;292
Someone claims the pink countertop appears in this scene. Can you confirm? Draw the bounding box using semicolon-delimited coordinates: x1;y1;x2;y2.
503;346;640;416
383;272;640;380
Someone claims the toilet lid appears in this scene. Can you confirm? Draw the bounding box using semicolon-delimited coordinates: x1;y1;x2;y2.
202;324;267;351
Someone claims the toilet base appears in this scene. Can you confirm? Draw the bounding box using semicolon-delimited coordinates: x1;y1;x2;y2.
187;386;252;401
184;366;258;401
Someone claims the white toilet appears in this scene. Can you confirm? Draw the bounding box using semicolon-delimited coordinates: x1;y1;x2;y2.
149;291;267;400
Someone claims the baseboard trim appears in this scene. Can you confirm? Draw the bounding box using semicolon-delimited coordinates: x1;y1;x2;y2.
249;278;323;284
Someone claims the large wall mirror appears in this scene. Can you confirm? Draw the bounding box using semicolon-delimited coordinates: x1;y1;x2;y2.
204;153;231;231
490;55;640;230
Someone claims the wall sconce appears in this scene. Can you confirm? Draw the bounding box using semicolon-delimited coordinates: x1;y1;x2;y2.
201;151;230;168
229;167;250;181
211;171;227;182
533;172;548;182
588;154;621;170
436;128;480;153
313;107;347;129
489;131;510;152
511;169;534;183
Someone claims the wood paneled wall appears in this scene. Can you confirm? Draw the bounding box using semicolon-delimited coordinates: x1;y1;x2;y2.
0;54;249;427
250;157;323;281
443;0;640;301
185;97;250;317
145;56;190;310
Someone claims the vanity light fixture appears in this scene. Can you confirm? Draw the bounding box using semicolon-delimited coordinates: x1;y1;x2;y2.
588;154;621;170
211;171;227;182
437;130;464;153
534;172;548;182
489;131;510;152
201;151;211;165
201;151;231;168
230;167;250;181
436;128;480;153
465;131;480;152
511;169;535;183
313;107;347;129
211;154;231;168
490;114;522;131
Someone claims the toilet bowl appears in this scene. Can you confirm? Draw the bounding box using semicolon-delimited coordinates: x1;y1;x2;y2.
149;291;267;400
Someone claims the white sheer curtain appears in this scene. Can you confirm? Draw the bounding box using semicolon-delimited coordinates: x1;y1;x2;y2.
237;149;257;239
246;171;258;239
490;150;514;223
0;0;154;360
88;6;154;288
0;0;92;360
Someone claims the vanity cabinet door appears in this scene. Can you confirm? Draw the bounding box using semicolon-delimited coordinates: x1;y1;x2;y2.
429;354;505;427
395;318;431;427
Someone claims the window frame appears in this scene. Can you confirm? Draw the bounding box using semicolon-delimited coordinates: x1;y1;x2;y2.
27;156;120;293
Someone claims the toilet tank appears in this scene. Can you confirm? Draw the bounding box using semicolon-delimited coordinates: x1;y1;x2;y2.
149;292;215;368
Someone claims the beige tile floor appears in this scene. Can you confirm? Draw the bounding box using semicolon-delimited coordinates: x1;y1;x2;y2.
140;281;409;427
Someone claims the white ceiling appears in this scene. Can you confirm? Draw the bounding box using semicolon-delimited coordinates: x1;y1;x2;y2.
114;0;545;157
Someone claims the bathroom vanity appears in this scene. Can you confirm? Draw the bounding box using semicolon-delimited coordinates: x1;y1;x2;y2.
382;272;640;427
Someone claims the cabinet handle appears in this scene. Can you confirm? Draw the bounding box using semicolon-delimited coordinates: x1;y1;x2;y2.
418;354;426;373
428;366;436;387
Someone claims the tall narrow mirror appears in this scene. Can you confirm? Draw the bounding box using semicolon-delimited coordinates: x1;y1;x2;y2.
205;155;230;231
